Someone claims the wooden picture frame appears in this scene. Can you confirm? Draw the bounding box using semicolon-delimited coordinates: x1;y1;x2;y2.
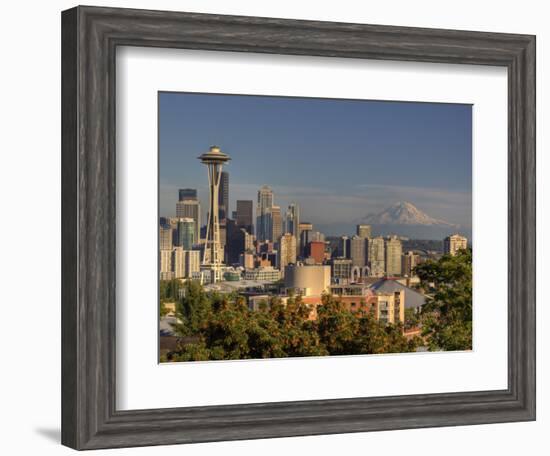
61;5;536;450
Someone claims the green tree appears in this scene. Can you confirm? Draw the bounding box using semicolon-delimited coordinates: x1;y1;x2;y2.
173;280;213;336
415;249;472;351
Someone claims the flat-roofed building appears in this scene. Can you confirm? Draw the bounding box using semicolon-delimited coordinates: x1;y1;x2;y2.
350;235;367;267
176;199;201;243
278;233;297;275
331;258;353;281
385;235;403;276
159;226;173;250
368;237;385;277
243;266;281;282
356;224;372;239
444;234;468;256
402;251;420;277
307;240;325;264
159;249;173;280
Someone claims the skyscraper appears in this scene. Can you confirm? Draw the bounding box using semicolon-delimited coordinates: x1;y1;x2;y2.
278;233;297;275
236;200;253;233
356;224;372;239
368;237;386;277
256;185;273;241
172;247;186;279
176;217;195;249
285;202;300;248
159;249;173;280
385;235;403;276
350;235;367;267
178;188;197;201
269;205;283;243
338;236;350;258
198;145;231;283
176;199;201;243
159;226;173;250
298;222;313;257
218;171;229;221
444;234;468;256
402;251;421;277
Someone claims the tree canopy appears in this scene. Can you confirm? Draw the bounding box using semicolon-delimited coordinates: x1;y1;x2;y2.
164;286;417;362
415;249;472;351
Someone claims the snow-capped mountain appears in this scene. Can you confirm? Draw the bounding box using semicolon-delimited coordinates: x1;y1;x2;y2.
361;202;457;227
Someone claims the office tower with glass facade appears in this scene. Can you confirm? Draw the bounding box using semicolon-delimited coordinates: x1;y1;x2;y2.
268;205;283;243
176;217;195;249
176;199;201;243
236;199;253;233
178;188;197;201
298;222;313;257
385;235;403;276
218;171;229;221
368;236;386;277
256;185;274;242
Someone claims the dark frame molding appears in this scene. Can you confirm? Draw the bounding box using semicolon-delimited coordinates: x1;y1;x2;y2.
61;6;536;450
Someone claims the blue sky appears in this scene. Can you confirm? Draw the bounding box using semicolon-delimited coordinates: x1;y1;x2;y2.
159;92;472;236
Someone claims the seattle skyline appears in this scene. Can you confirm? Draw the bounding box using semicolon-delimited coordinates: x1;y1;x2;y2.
159;92;472;236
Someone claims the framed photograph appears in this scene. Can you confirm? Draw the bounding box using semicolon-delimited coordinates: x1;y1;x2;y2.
61;6;536;450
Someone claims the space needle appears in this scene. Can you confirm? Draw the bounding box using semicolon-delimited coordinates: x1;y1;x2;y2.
198;145;231;284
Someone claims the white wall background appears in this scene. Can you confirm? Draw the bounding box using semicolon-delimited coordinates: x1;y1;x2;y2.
0;1;546;455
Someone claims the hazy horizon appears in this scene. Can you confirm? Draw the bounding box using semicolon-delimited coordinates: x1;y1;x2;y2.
159;92;472;238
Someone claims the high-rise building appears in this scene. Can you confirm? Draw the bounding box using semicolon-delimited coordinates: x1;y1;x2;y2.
218;171;229;221
368;237;386;277
444;234;468;256
198;145;231;283
285;203;300;252
256;185;274;242
269;205;283;243
172;247;186;279
278;233;297;275
159;249;173;280
236;200;253;233
159;226;173;250
175;217;195;249
307;241;325;264
350;235;367;267
402;251;420;277
176;199;201;243
178;188;197;201
226;220;252;265
338;236;350;258
385;235;403;276
298;222;313;257
356;224;372;239
186;250;201;278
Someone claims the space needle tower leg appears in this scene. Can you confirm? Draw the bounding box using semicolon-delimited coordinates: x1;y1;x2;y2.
197;146;231;284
